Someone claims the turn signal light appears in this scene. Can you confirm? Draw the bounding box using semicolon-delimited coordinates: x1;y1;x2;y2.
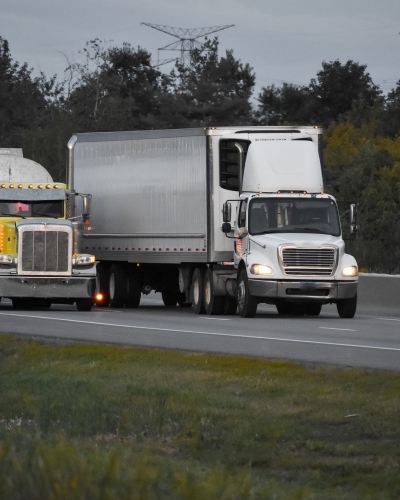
95;293;103;302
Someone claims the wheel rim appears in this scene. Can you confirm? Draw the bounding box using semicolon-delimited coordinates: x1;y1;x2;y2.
109;273;115;300
204;279;211;306
194;278;200;304
237;279;246;310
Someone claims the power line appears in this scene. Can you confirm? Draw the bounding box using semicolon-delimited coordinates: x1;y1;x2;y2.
141;22;234;67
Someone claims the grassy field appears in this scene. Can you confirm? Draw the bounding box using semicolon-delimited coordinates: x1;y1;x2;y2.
0;333;399;499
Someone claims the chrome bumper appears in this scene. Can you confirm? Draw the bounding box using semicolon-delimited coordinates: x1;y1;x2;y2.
0;276;96;299
248;280;358;301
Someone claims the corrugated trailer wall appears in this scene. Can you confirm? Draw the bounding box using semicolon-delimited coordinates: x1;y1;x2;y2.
72;130;209;264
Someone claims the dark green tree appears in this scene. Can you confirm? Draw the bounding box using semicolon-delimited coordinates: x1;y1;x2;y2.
0;37;48;156
309;59;381;124
256;83;314;125
172;38;255;126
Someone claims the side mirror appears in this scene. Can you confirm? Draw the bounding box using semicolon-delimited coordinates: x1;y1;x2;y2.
237;227;248;238
222;202;232;223
222;222;232;234
350;203;357;235
81;194;92;221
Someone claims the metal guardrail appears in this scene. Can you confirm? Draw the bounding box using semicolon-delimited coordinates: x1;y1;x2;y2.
358;273;400;317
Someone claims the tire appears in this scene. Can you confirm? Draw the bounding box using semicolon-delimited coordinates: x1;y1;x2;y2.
305;303;322;316
96;263;110;308
191;267;206;314
223;296;237;315
337;294;357;319
109;264;127;308
125;266;142;308
204;268;224;315
237;269;258;318
76;298;94;312
162;290;179;307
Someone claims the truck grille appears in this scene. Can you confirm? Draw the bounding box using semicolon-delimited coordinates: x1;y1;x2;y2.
281;247;336;276
18;225;72;275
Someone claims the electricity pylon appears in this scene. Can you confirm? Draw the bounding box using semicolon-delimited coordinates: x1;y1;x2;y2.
142;23;234;67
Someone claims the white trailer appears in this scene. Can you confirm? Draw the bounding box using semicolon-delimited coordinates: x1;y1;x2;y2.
69;126;358;318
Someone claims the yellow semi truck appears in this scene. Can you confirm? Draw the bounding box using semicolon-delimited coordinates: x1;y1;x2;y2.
0;148;96;310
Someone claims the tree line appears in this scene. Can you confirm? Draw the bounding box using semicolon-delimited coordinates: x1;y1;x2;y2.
1;36;400;273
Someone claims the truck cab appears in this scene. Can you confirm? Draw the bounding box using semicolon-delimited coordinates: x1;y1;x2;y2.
0;148;97;311
222;133;358;318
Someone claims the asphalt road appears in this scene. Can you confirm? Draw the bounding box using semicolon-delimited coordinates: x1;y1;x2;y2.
0;295;399;371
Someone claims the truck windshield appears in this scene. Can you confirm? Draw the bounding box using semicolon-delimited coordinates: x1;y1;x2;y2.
249;197;341;237
0;200;64;218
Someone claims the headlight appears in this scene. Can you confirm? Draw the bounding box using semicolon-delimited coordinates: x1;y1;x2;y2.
250;264;273;275
73;254;96;266
0;254;15;265
342;266;358;277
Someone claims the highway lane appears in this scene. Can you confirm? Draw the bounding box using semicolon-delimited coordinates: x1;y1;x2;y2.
0;296;399;371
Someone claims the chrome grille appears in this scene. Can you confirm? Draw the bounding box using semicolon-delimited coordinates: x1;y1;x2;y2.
18;224;72;276
281;247;336;276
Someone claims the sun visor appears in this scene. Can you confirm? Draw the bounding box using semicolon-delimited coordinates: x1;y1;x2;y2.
0;189;66;201
242;141;323;193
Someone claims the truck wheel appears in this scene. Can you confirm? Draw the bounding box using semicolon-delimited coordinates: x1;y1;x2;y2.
191;267;206;314
162;290;179;307
237;270;258;318
96;263;110;308
204;268;224;315
223;296;237;315
337;294;357;318
305;303;322;316
125;266;142;308
76;298;94;312
109;264;127;308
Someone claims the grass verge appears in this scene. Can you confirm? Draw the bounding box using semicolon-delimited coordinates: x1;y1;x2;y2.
0;333;399;499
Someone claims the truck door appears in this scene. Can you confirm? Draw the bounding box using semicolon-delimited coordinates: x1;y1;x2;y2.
234;198;249;267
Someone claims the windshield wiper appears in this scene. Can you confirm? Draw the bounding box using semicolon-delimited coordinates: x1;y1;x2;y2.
0;213;26;218
296;227;326;234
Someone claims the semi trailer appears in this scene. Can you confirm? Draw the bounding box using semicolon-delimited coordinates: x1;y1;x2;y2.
70;126;358;318
0;148;96;310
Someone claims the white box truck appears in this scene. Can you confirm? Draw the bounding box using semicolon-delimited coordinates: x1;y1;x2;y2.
69;126;358;318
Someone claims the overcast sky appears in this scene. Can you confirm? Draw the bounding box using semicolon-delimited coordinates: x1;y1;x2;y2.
2;0;400;98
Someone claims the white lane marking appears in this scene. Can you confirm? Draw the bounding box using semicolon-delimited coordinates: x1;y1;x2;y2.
0;311;399;353
376;317;400;322
319;327;357;332
199;317;231;321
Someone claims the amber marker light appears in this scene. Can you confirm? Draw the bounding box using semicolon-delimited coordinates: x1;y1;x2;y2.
85;220;90;226
28;184;33;189
290;190;294;194
9;184;14;188
46;184;51;189
1;184;5;188
303;191;307;194
18;184;23;189
277;190;281;194
258;191;263;194
54;184;59;188
38;185;43;189
95;293;103;302
320;191;324;195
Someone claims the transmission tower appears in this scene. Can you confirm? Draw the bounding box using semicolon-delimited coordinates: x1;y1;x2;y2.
142;23;234;67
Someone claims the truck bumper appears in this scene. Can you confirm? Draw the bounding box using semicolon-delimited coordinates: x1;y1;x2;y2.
0;276;96;299
248;280;358;302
